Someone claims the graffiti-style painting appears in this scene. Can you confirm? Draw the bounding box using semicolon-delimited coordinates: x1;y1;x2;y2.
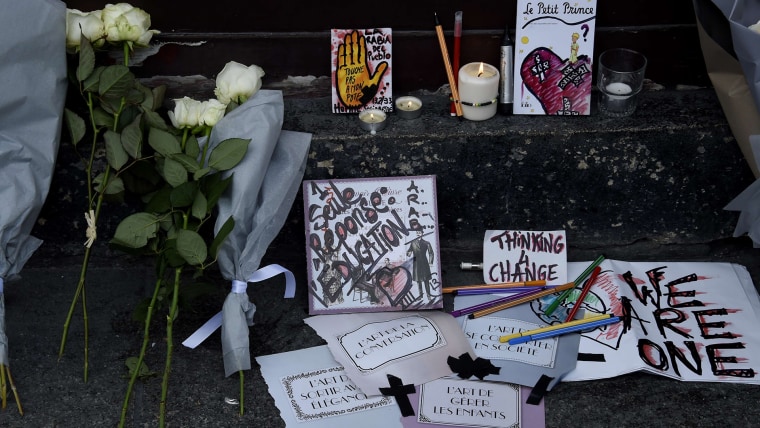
303;176;442;314
331;28;393;113
513;1;597;115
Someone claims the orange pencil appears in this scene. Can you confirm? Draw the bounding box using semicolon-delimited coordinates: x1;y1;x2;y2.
434;13;463;117
468;282;575;319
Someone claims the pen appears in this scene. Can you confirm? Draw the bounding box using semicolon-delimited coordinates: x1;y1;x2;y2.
499;313;612;343
508;316;621;345
449;288;544;318
544;254;605;316
468;282;575;319
450;11;462;116
456;286;551;296
442;280;546;294
564;266;602;322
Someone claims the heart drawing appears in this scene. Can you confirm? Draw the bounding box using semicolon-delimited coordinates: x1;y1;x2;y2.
519;47;592;115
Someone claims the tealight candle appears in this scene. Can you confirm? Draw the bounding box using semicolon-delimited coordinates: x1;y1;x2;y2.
395;96;422;120
458;62;500;121
358;109;387;134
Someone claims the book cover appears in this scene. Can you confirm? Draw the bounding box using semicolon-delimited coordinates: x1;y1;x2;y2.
513;1;597;115
303;175;442;314
331;28;393;113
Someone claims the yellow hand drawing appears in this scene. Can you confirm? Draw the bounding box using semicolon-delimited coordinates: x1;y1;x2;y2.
336;31;389;108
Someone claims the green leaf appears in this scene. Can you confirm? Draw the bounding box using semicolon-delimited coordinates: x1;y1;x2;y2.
149;127;182;156
141;109;168;131
203;173;232;211
99;64;134;100
210;216;235;258
208;138;250;171
170;181;197;208
145;186;172;213
111;212;160;249
93;172;125;196
135;81;154;112
100;96;124;116
92;106;113;128
161;157;188;187
168;153;201;173
121;115;143;159
152;85;167;111
76;35;95;82
104;130;129;170
63;108;86;146
82;66;103;93
177;229;207;266
125;356;157;379
191;191;207;220
163;239;186;268
184;135;200;158
193;167;211;181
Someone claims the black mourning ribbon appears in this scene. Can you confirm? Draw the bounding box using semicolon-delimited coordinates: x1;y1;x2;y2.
447;353;500;380
527;374;554;405
379;374;416;417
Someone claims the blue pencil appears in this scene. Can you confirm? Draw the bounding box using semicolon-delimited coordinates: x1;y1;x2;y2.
508;316;621;345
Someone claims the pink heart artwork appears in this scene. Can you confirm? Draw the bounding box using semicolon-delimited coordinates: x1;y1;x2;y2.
519;47;593;115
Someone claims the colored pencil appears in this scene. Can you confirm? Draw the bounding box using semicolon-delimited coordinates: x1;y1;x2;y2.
442;280;546;294
434;13;463;117
450;11;462;116
467;282;575;319
456;286;551;296
543;254;605;316
564;266;602;322
449;288;544;318
499;313;612;343
508;316;621;345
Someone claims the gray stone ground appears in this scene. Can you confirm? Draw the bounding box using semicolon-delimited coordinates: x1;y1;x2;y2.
2;87;760;426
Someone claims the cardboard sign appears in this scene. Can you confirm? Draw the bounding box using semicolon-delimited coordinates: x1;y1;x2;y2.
483;230;567;285
331;28;393;113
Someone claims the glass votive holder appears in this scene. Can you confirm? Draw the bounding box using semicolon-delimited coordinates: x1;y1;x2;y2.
597;48;647;117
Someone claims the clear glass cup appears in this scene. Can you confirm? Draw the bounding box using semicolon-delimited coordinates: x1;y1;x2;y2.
597;48;647;117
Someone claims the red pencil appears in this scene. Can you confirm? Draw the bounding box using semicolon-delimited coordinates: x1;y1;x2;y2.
450;11;463;116
564;266;602;322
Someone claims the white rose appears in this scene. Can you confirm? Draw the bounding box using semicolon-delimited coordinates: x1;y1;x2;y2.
199;99;227;127
168;97;203;129
66;9;106;49
750;20;760;34
214;61;265;105
101;3;159;46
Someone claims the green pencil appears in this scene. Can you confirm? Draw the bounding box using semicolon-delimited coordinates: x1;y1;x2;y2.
543;254;605;316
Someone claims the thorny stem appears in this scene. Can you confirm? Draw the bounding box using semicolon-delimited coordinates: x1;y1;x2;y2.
119;258;167;428
60;44;130;380
239;371;244;416
1;365;22;415
159;212;189;428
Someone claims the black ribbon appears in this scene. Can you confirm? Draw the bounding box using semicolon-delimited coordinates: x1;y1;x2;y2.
447;353;500;380
527;374;554;405
379;374;416;417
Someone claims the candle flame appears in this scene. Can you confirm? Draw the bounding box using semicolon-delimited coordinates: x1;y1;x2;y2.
370;113;374;120
478;62;484;77
407;101;412;108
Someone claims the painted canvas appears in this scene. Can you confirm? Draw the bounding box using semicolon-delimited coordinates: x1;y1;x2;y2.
303;176;442;314
331;28;393;113
513;0;597;115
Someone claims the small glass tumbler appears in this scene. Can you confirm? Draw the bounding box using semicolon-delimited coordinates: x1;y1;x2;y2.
597;48;647;117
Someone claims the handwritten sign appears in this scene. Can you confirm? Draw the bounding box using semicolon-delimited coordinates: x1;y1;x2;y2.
331;28;393;113
304;176;442;314
462;316;557;367
553;261;760;384
338;315;445;372
417;378;520;428
483;230;567;284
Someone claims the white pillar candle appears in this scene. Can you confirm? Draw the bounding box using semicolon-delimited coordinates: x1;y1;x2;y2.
395;96;422;119
458;62;500;121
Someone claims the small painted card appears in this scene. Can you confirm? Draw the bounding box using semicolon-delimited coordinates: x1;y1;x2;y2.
513;0;597;115
303;175;442;314
331;28;393;113
483;230;567;285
